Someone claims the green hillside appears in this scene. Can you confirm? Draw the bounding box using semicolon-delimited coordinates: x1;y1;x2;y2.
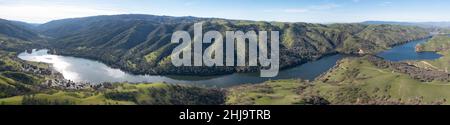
227;56;450;105
0;83;225;105
35;14;430;76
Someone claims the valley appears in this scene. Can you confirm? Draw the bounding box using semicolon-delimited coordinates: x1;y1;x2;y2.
1;14;450;105
17;49;343;87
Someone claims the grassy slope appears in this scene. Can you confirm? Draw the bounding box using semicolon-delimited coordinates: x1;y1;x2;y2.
0;92;135;105
0;83;166;105
227;56;450;105
315;57;450;104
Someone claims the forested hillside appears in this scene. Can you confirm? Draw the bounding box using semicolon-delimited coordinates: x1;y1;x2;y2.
0;19;40;41
30;14;430;75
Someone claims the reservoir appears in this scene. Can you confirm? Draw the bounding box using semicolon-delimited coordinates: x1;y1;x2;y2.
18;49;343;87
18;37;441;87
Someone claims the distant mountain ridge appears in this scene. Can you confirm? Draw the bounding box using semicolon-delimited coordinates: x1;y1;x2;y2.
0;19;40;41
363;21;450;28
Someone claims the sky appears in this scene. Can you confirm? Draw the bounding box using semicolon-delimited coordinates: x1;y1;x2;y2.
1;0;450;24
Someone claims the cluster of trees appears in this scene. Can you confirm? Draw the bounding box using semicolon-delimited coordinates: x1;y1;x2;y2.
0;83;30;98
293;95;330;105
104;91;138;102
142;85;225;105
367;55;450;82
1;72;38;85
103;84;226;105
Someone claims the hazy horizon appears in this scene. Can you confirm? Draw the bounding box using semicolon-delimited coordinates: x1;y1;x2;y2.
4;13;450;25
1;0;450;24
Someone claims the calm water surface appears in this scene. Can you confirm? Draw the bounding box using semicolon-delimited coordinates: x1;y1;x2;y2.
377;38;442;61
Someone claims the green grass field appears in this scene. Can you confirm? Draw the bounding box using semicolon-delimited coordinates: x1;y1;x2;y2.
315;57;450;104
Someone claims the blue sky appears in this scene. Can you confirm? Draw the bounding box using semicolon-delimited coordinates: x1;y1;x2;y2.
1;0;450;23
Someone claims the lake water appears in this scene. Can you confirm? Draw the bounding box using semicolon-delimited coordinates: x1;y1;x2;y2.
18;49;343;87
377;38;442;61
17;37;441;87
